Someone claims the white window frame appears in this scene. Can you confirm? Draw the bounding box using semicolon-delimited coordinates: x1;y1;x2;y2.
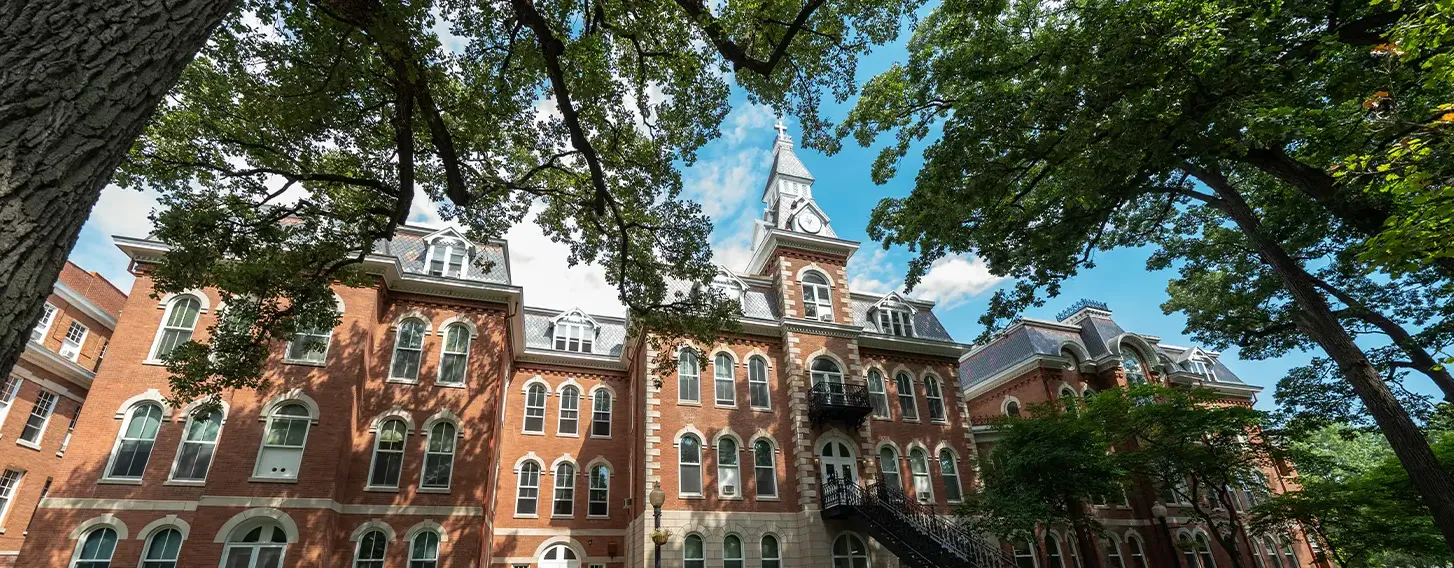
678;350;700;403
31;302;57;344
587;464;610;518
747;357;771;410
1013;538;1040;568
69;526;118;568
170;408;223;482
522;384;547;434
103;402;164;480
425;240;468;278
590;389;611;438
367;419;408;489
220;523;289;568
253;403;312;480
800;271;833;322
924;376;946;422
59;321;88;361
760;535;781;568
895;372;918;421
141;526;184;568
878;446;902;490
1046;533;1067;568
148;295;202;361
713;353;736;407
553;320;594;353
0;376;23;431
908;448;933;503
867;370;889;419
877;308;914;337
1103;536;1126;568
353;529;388;568
421;421;456;490
436;323;470;385
939;448;962;503
409;530;441;568
0;469;22;526
753;439;778;498
717;437;740;498
1126;533;1149;568
551;462;575;518
679;434;702;496
284;313;334;365
19;389;57;447
558;386;579;436
684;534;705;568
1122;346;1150;384
388;318;428;382
723;534;744;568
515;461;541;517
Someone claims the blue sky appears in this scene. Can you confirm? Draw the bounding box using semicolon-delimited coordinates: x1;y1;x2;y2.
64;15;1325;411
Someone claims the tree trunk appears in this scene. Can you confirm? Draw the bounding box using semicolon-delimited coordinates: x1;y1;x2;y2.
1192;165;1454;556
0;0;233;379
1304;273;1454;401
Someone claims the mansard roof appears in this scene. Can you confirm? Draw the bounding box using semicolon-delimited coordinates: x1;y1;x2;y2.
373;224;511;285
522;306;627;357
849;292;953;342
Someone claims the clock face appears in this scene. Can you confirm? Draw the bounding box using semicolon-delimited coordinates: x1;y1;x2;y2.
797;213;823;234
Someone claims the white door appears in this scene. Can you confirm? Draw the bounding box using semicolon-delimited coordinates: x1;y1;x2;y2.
538;544;581;568
820;440;858;506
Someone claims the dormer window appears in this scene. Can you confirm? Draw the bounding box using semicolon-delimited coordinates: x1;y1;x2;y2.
552;310;596;353
426;238;468;277
1188;358;1217;382
710;269;746;304
877;308;914;337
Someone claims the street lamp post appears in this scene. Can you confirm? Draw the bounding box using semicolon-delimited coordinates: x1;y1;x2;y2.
650;482;665;568
1152;501;1184;568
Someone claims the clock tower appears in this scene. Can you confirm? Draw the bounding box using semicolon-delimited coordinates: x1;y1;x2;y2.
752;120;836;246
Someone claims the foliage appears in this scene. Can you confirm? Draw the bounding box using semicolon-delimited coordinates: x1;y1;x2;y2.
115;0;921;406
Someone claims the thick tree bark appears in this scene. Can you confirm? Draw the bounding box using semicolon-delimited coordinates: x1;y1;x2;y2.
1190;165;1454;556
0;1;233;380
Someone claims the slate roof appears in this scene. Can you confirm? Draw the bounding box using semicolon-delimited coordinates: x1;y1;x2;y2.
373;227;511;284
523;307;628;357
849;294;955;342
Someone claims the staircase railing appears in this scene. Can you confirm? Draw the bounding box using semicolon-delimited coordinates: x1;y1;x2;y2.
823;477;1017;568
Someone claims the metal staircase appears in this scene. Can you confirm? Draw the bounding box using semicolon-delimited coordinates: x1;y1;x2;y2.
822;478;1018;568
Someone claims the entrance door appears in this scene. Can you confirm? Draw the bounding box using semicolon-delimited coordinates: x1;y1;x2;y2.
820;440;858;506
811;358;846;405
538;544;581;568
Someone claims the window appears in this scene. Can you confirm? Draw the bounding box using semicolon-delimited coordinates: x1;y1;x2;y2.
0;470;20;524
878;447;901;490
254;403;311;479
523;383;547;433
1060;386;1078;410
368;419;407;488
832;534;869;568
678;350;700;403
588;464;609;517
427;238;468;277
811;357;845;402
1188;358;1218;381
1194;533;1216;568
422;422;456;489
552;462;576;516
151;296;201;359
437;323;470;385
106;403;163;479
724;535;744;568
1068;536;1082;568
754;439;777;498
60;321;87;360
714;353;736;406
389;318;427;381
31;303;56;343
1013;538;1038;568
748;357;770;409
877;308;913;337
866;370;889;418
894;372;918;420
142;528;183;568
516;461;541;515
925;377;946;422
410;530;440;568
684;534;705;568
354;529;387;568
1004;399;1021;417
801;271;833;321
222;523;288;568
71;527;118;568
1122;346;1149;384
0;377;19;409
718;437;740;497
1278;537;1299;568
761;535;781;568
591;389;612;437
20;389;57;445
285;318;333;364
1103;537;1125;568
1046;534;1066;568
558;386;579;435
679;434;702;495
171;408;222;481
909;448;931;502
1125;534;1148;568
541;545;578;566
939;449;962;502
553;319;594;353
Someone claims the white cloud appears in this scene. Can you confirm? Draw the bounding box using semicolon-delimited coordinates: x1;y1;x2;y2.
722;103;776;146
912;254;1005;309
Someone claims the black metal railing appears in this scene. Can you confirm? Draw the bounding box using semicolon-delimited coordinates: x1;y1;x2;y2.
822;477;1018;568
808;382;874;427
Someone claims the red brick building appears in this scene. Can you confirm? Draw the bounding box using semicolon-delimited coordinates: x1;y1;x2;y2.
0;262;126;566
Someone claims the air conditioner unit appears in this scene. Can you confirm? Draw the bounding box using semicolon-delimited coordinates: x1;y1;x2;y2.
723;485;737;496
916;491;931;502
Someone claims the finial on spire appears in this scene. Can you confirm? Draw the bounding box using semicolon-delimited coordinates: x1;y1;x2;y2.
774;118;789;140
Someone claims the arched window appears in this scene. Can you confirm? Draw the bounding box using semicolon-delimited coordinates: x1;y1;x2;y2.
895;372;918;420
1278;537;1299;568
909;448;932;502
801;271;833;322
171;408;222;481
717;437;740;497
368;418;408;488
679;434;702;495
588;464;610;517
678;349;700;403
866;370;889;418
389;318;428;381
761;535;782;568
70;526;118;568
591;389;612;437
540;544;577;565
1013;538;1039;568
878;447;902;490
1125;533;1148;568
1067;535;1083;568
151;295;201;359
1005;399;1021;417
1177;533;1198;568
437;323;470;385
523;383;547;433
1046;533;1066;568
748;357;770;409
106;403;163;479
925;377;946;422
285;311;335;364
552;462;575;516
222;522;289;568
1063;347;1081;369
714;353;736;406
354;529;387;568
1194;532;1216;568
939;448;962;502
558;385;579;435
754;439;778;498
1258;538;1283;568
515;461;541;516
1122;346;1149;384
832;533;870;568
684;534;705;568
1059;385;1079;410
142;527;183;568
409;530;440;568
255;403;311;479
422;422;456;489
1102;537;1125;568
724;535;744;568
